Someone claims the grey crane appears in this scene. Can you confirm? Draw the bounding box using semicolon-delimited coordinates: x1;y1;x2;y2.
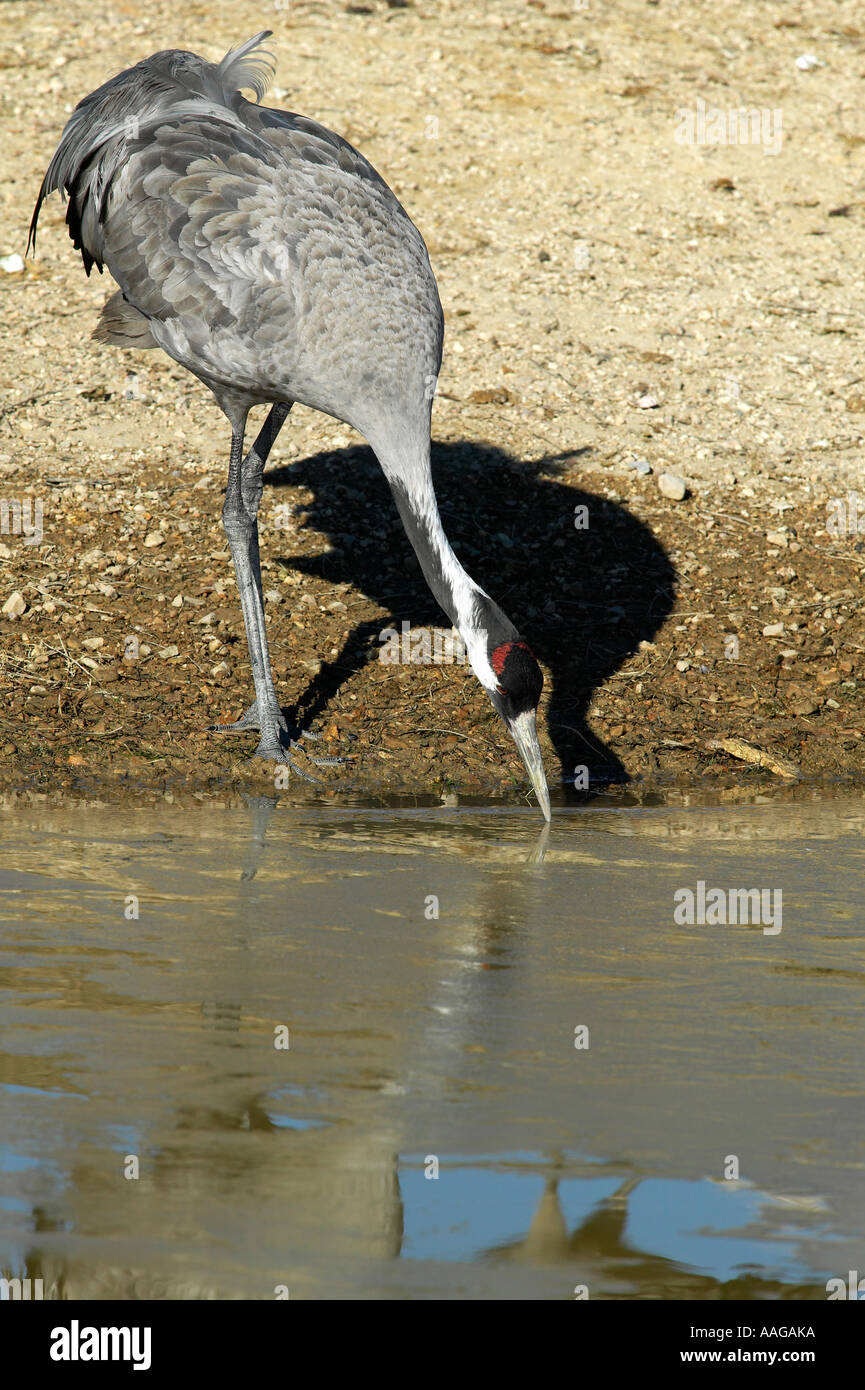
29;30;551;819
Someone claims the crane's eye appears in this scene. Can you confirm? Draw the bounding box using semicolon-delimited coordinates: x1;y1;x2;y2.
496;683;507;696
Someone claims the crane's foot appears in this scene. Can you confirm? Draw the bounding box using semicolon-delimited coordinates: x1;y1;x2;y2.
209;701;260;734
209;701;344;777
254;726;345;781
257;740;321;783
209;702;323;741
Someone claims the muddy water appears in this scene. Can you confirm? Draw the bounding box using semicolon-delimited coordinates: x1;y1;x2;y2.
0;792;862;1300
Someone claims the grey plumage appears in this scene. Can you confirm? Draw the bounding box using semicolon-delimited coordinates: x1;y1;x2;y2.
30;31;551;817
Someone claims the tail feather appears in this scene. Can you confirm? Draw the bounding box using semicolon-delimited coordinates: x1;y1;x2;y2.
92;290;157;348
217;31;275;104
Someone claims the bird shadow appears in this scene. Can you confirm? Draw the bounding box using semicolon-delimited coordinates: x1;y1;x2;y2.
265;439;676;802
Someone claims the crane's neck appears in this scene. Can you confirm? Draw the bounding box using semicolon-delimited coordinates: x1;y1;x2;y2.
377;432;515;692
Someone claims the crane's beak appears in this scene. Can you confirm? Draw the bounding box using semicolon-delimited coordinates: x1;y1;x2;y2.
507;708;551;821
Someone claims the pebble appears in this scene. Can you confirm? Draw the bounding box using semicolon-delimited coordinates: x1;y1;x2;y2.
763;623;785;637
766;529;788;547
157;644;179;658
79;547;107;568
0;253;25;273
2;591;26;617
627;456;652;475
658;472;687;501
637;394;659;410
143;531;166;548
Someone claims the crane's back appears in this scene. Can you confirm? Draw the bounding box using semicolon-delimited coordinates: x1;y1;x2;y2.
30;32;444;439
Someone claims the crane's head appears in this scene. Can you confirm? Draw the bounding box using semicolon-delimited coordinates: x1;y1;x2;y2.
465;618;550;821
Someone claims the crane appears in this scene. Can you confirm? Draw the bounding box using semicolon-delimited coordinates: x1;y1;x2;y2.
29;31;551;820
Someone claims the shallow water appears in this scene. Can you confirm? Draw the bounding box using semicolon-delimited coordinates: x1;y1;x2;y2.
0;792;862;1300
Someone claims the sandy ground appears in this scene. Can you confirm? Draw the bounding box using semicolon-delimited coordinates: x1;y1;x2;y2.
2;0;865;806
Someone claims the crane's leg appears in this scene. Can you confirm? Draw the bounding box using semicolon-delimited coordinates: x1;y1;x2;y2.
213;402;334;778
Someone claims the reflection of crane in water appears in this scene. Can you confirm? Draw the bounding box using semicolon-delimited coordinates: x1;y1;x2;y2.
482;1170;826;1299
8;1171;829;1301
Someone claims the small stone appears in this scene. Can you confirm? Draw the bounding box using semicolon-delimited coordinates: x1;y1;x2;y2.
210;660;231;678
0;253;25;274
627;456;652;475
658;472;687;500
143;531;166;548
763;622;785;637
157;644;179;658
795;53;822;70
637;394;659;410
675;659;690;672
82;636;104;650
2;591;26;617
467;386;515;405
79;547;108;568
766;529;789;547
